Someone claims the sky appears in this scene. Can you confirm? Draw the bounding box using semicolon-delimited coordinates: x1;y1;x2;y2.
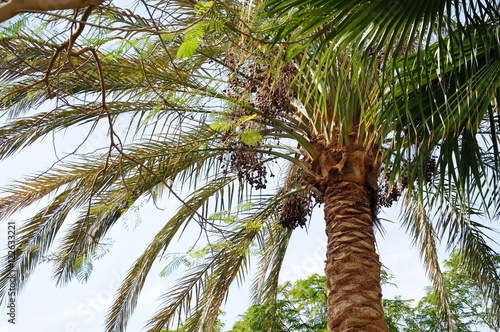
0;121;482;332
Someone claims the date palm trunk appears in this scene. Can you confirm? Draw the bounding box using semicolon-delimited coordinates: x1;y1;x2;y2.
324;181;387;331
304;134;387;331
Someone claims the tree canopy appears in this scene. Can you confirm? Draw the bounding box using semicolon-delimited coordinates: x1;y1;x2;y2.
231;252;500;331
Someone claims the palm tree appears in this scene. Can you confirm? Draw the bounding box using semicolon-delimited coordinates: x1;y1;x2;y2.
0;1;498;332
262;0;500;330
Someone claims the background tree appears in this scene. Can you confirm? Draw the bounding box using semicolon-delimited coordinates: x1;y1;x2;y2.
229;273;327;332
231;252;500;331
0;0;498;331
398;252;500;332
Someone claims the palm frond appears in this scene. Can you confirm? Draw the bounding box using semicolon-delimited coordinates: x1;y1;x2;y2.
251;220;293;304
0;190;73;303
400;190;454;330
105;176;235;332
144;221;259;331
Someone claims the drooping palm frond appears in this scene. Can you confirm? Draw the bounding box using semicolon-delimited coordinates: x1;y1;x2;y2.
0;125;218;294
0;3;314;331
146;225;257;332
0;112;302;330
139;187;295;331
251;163;301;304
400;179;500;329
379;25;500;221
376;27;500;328
373;25;500;331
105;176;236;332
251;219;293;304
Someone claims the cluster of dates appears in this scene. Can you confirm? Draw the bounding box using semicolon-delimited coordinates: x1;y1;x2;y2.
378;155;437;208
216;51;296;190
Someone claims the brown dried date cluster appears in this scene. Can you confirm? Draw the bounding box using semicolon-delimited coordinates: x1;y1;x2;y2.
277;193;312;229
378;155;437;208
217;137;270;190
229;141;268;190
223;51;296;120
255;62;296;119
217;50;296;190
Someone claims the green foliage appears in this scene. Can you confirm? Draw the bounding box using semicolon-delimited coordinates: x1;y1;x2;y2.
41;238;113;284
383;297;416;332
194;1;215;15
239;129;262;147
229;274;327;332
210;117;234;133
177;1;224;59
177;22;206;59
210;113;263;147
231;253;500;331
384;250;500;331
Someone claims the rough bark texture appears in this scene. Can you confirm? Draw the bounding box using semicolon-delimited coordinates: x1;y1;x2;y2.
324;181;387;331
301;133;386;331
0;0;104;23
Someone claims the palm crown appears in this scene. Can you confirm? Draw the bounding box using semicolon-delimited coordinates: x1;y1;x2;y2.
0;0;499;331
